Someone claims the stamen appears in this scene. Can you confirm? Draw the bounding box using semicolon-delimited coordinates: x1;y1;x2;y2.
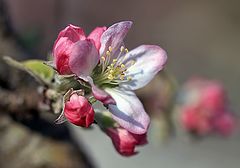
116;47;129;66
105;49;112;70
115;46;125;64
97;45;135;86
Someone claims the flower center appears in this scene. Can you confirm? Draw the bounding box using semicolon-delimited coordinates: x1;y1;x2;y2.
92;46;135;87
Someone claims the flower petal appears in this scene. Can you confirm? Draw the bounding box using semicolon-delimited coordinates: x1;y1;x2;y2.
87;76;116;105
106;127;138;156
53;24;86;52
69;39;99;78
120;45;167;90
105;88;150;134
53;37;73;74
88;26;107;50
99;21;132;56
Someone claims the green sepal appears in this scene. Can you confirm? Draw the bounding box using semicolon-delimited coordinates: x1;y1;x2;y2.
54;88;73;124
95;111;117;129
54;74;91;93
3;56;54;86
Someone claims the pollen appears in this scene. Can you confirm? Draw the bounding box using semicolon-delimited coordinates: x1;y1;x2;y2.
127;76;132;81
106;51;111;56
120;64;125;68
120;74;125;80
101;56;106;61
109;69;114;74
107;74;114;80
108;46;113;52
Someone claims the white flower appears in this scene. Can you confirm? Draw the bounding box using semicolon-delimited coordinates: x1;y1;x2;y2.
70;21;167;134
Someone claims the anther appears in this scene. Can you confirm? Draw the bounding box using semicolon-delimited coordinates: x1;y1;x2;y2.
108;46;112;52
108;74;114;80
109;69;114;74
106;51;111;56
120;64;125;68
120;46;125;52
120;75;125;80
127;76;132;81
101;56;106;61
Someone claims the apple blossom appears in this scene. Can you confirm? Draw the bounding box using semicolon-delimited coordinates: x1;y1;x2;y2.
53;21;167;135
87;21;166;134
179;78;235;136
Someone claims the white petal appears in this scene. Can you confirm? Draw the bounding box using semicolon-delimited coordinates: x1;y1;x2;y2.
100;21;132;56
105;88;150;134
120;45;167;90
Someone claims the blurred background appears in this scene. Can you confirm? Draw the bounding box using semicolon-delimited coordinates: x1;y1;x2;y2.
1;0;240;168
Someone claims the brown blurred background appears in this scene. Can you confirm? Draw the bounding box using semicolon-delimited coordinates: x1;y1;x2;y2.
2;0;240;168
5;0;240;110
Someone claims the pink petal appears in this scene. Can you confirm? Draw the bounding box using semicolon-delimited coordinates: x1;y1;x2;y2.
106;127;138;156
88;26;107;50
69;39;99;78
87;77;116;105
53;37;73;74
100;21;132;56
120;45;167;90
53;24;86;51
105;88;150;134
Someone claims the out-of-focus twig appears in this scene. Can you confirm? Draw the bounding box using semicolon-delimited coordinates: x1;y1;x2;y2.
0;87;40;114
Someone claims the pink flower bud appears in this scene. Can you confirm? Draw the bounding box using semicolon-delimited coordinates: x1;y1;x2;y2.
53;24;106;75
106;127;147;156
64;93;94;127
53;24;86;74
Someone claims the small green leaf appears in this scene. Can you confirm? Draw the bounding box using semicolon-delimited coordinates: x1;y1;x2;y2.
3;56;54;86
23;60;54;81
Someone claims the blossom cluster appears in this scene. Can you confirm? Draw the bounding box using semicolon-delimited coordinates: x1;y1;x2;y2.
178;78;235;136
52;21;167;156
